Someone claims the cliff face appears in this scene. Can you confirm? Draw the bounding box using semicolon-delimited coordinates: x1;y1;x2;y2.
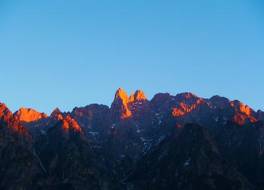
110;88;149;120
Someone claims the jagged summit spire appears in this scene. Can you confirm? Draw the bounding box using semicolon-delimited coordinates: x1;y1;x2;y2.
134;90;147;100
114;88;129;103
114;88;147;103
129;90;147;102
111;88;132;119
111;88;148;120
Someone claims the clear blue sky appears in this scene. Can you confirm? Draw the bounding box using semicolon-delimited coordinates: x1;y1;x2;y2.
0;0;263;113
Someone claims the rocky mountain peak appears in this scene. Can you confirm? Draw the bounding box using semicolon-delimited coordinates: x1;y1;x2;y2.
111;88;132;119
61;114;82;133
111;88;149;119
0;103;29;135
114;88;129;103
14;107;47;122
129;90;147;102
50;107;64;120
0;103;13;122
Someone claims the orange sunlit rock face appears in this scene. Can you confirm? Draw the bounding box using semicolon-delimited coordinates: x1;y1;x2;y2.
121;108;132;119
11;122;29;135
233;113;257;126
114;88;132;119
61;115;82;133
50;108;82;133
129;90;147;102
0;103;13;122
0;103;29;136
230;101;257;125
115;88;130;103
116;88;147;119
239;104;252;116
172;108;185;117
113;88;148;119
15;108;47;122
230;101;253;116
172;98;205;117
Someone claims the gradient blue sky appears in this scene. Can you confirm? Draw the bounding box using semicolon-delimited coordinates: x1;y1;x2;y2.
0;0;263;113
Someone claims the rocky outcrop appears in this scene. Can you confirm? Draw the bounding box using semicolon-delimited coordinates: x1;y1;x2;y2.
14;107;47;122
60;114;83;133
110;88;148;120
111;88;132;120
129;90;147;102
230;101;257;125
0;103;13;123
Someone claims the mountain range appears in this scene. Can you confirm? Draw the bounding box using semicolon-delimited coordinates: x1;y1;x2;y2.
0;88;264;190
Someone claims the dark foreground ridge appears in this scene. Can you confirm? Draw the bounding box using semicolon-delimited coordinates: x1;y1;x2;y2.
0;88;264;190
